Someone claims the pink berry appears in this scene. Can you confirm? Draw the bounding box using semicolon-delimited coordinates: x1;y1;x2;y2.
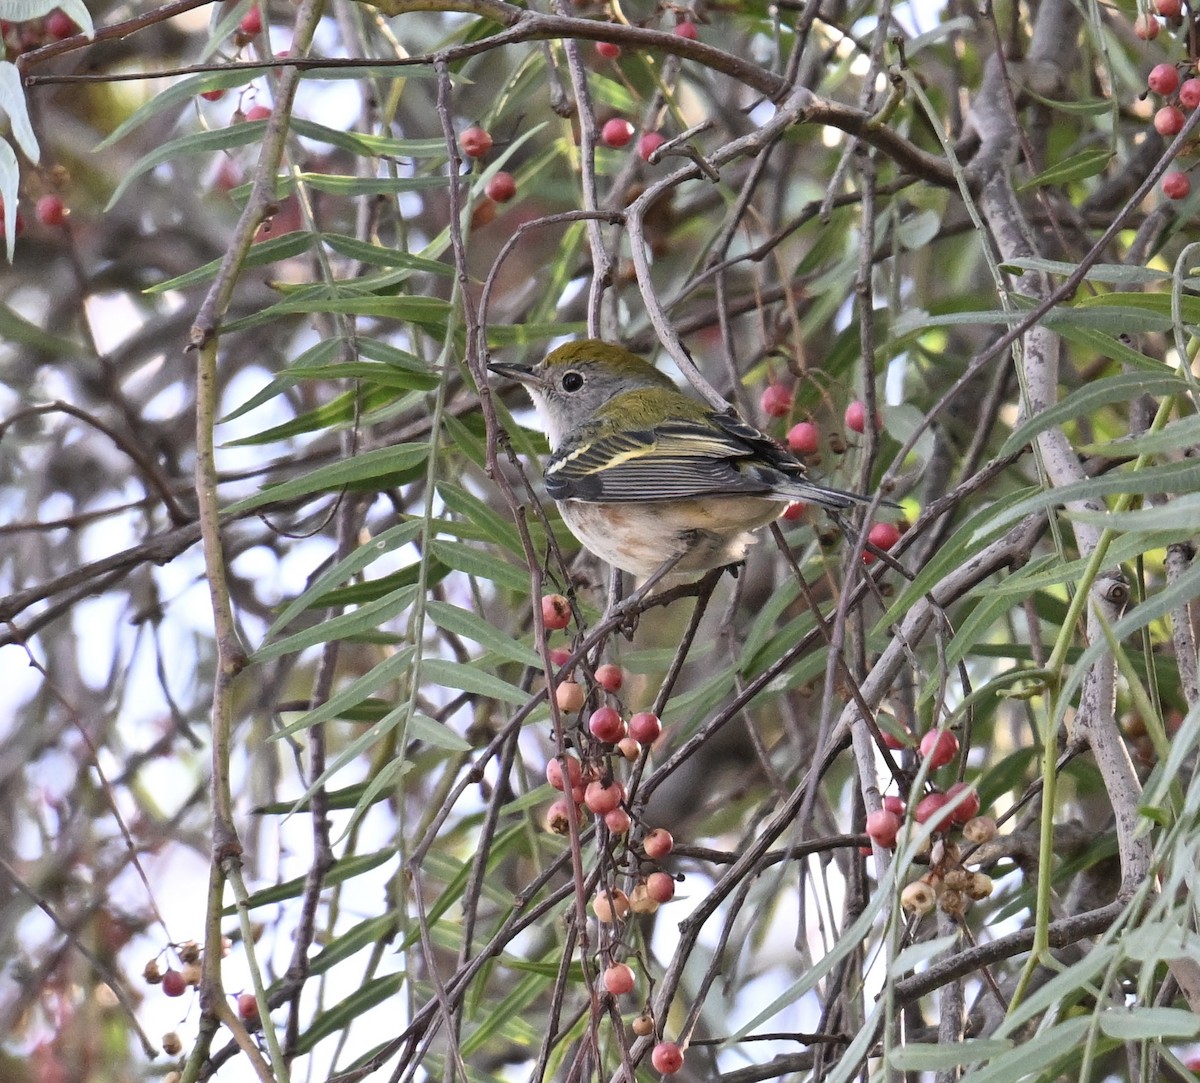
604;807;632;834
638;132;667;162
584;778;624;814
237;992;259;1021
45;10;75;37
844;399;875;433
546;754;582;792
761;383;794;418
946;782;981;824
35;195;66;227
1156;0;1182;16
601;118;634;148
555;681;586;712
244;104;271;121
646;871;675;902
485;171;516;203
651;1041;685;1074
867;521;901;551
882;794;906;816
542;593;572;630
549;647;572;668
914;792;954;831
865;809;900;848
628;711;661;744
460;126;493;158
545;797;575;834
919;730;959;769
1148;63;1180;96
1180;78;1200;109
782;502;807;521
238;5;262;34
644;827;674;859
1163;170;1191;199
617;736;641;761
786;421;820;455
588;706;626;743
1134;13;1161;38
595;663;623;692
1155;104;1186;136
673;20;698;39
596;41;621;59
603;962;636;995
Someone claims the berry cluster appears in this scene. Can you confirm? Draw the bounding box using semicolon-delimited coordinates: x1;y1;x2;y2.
0;8;77;57
865;724;999;919
539;592;686;1073
1145;60;1200;200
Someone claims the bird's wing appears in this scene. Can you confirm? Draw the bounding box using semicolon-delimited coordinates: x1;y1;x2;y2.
543;416;777;503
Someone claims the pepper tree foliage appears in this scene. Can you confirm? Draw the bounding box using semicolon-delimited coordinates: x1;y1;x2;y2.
3;0;1200;1079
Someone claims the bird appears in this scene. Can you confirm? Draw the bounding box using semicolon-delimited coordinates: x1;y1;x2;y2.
489;339;872;580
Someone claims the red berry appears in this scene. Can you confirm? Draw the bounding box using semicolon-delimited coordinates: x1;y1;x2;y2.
485;171;516;203
542;593;572;630
45;10;75;38
459;125;493;159
628;711;661;744
546;754;582;792
549;647;572;668
914;791;954;831
638;131;667;162
919;729;959;769
588;706;626;743
1163;170;1191;199
1180;78;1200;109
601;118;634;148
882;794;906;816
35;195;66;227
201;88;226;101
646;870;675;902
673;20;698;39
1155;0;1182;16
162;970;187;997
603;962;636;995
237;992;259;1021
782;502;806;521
1134;13;1161;38
596;41;621;59
1148;63;1180;96
651;1041;685;1074
595;663;623;692
244;104;272;121
238;5;263;34
786;421;820;454
882;727;911;750
1155;104;1186;136
584;778;624;814
946;782;981;824
644;827;674;859
761;383;794;418
868;521;901;551
865;808;900;848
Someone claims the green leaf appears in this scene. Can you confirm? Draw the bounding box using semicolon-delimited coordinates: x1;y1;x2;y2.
295;973;406;1054
888;934;959;977
1098;1006;1200;1040
0;300;76;353
0;61;39;164
273;646;417;737
255;589;419;664
308;915;399;976
321;232;452;275
889;1040;1011;1071
233;850;393;914
1001;257;1170;285
145;231;312;294
426;601;540;668
224;443;430;515
421;658;529;707
1078;413;1200;457
1017;147;1112;189
999;370;1188;458
428;539;530;593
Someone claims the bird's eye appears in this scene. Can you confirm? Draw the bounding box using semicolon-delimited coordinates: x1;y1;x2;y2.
561;371;584;392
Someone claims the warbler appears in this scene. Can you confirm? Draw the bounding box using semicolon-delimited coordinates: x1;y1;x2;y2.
490;339;871;580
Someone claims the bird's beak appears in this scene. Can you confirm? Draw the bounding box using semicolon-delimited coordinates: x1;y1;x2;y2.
488;360;540;387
